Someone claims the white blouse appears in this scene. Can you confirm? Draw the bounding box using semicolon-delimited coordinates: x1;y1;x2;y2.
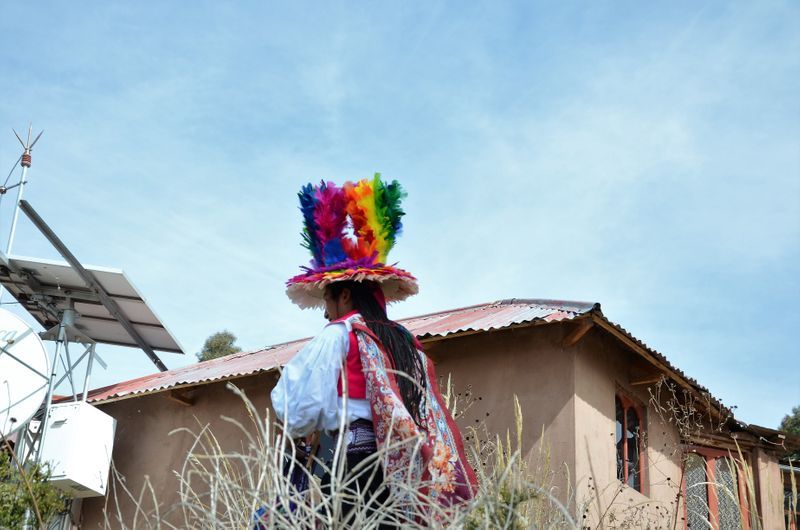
270;314;372;438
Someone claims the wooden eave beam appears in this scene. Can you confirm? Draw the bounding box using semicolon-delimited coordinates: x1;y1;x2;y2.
167;389;195;407
630;375;665;386
590;314;727;421
562;317;594;347
688;432;758;452
630;366;666;386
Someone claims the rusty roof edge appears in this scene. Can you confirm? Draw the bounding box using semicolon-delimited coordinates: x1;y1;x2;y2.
82;340;310;405
82;346;271;399
86;351;295;405
85;300;602;405
90;370;276;406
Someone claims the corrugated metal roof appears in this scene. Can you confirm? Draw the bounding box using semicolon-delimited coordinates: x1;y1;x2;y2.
83;298;597;404
83;339;307;404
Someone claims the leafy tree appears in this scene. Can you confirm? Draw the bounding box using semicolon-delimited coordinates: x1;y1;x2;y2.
0;448;65;528
196;330;241;361
781;405;800;435
779;405;800;461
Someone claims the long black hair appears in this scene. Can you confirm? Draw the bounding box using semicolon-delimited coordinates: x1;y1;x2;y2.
328;281;427;426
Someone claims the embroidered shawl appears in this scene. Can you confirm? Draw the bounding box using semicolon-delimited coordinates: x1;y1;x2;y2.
350;317;478;508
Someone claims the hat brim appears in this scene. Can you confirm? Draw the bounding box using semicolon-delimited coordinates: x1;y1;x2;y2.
286;266;419;309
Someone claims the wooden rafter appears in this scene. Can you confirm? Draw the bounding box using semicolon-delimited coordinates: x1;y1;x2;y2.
167;389;195;407
630;373;664;386
562;317;594;347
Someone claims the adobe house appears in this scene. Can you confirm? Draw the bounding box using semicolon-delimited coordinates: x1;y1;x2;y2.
73;299;798;528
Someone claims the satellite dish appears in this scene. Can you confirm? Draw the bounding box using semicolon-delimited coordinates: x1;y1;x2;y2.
0;308;49;438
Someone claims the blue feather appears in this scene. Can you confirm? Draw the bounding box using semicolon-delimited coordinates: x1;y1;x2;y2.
322;239;347;266
298;183;322;266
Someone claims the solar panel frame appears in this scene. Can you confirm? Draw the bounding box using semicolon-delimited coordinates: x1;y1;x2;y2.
0;253;184;354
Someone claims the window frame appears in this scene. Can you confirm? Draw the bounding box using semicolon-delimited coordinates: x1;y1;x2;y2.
615;391;647;494
681;445;751;530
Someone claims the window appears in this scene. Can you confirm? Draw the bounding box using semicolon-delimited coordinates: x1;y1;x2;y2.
683;447;750;529
616;393;645;492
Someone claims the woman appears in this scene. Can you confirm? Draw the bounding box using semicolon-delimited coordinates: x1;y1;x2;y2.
271;176;476;524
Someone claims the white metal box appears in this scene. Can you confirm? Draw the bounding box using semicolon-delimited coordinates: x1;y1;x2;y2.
38;401;116;498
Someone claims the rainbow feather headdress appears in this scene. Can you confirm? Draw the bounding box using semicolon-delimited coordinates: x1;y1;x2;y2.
286;174;419;309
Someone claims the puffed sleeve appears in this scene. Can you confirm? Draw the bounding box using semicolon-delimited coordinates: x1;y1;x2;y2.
270;322;349;438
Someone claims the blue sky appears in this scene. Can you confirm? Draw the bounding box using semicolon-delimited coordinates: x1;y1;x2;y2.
0;1;797;428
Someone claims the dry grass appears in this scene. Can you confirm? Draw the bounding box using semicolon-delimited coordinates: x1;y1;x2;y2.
787;459;798;530
102;383;576;529
99;380;787;529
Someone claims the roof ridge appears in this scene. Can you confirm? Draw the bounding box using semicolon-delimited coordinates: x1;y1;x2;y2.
397;297;599;322
397;301;495;322
496;298;600;311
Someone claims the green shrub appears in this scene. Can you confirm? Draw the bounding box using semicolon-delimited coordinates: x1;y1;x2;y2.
0;448;65;529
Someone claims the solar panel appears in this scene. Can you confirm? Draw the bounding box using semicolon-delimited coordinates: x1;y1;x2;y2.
0;252;183;354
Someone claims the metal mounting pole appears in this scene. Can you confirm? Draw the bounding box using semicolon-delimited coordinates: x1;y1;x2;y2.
60;307;78;400
34;321;64;464
6;125;42;256
6;162;28;255
81;343;97;401
0;126;42;305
